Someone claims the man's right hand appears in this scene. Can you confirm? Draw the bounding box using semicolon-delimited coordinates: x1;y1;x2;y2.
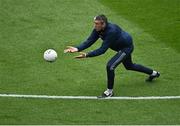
64;46;78;53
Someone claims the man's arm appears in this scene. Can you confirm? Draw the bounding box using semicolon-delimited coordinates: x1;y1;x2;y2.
76;29;99;52
86;32;115;57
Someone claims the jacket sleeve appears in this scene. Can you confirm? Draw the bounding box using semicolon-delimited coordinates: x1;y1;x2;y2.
76;29;99;51
86;32;115;57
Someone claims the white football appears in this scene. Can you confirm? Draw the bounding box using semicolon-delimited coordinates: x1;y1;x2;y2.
43;49;57;62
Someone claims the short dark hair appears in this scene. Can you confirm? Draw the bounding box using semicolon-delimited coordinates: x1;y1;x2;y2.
94;14;108;24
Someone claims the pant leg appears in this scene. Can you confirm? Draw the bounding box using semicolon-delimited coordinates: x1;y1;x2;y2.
106;50;127;89
122;54;153;75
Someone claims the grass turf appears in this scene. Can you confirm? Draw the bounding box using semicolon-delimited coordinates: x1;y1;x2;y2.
0;0;180;124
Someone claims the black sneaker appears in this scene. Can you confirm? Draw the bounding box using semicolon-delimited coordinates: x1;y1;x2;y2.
146;72;160;82
97;90;114;98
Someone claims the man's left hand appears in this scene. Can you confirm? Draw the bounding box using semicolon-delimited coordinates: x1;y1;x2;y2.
74;52;87;59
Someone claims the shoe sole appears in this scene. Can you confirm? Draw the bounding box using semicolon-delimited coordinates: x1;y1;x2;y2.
97;93;114;99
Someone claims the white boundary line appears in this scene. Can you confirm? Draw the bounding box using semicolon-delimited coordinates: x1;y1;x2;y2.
0;94;180;100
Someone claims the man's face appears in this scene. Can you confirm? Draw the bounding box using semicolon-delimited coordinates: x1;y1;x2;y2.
94;20;105;31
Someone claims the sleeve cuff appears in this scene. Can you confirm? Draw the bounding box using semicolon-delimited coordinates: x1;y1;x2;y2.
75;46;81;52
86;52;92;57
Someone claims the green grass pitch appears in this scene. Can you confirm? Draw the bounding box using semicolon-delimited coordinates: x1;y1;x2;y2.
0;0;180;124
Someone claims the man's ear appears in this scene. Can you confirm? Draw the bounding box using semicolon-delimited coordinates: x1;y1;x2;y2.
102;22;106;28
